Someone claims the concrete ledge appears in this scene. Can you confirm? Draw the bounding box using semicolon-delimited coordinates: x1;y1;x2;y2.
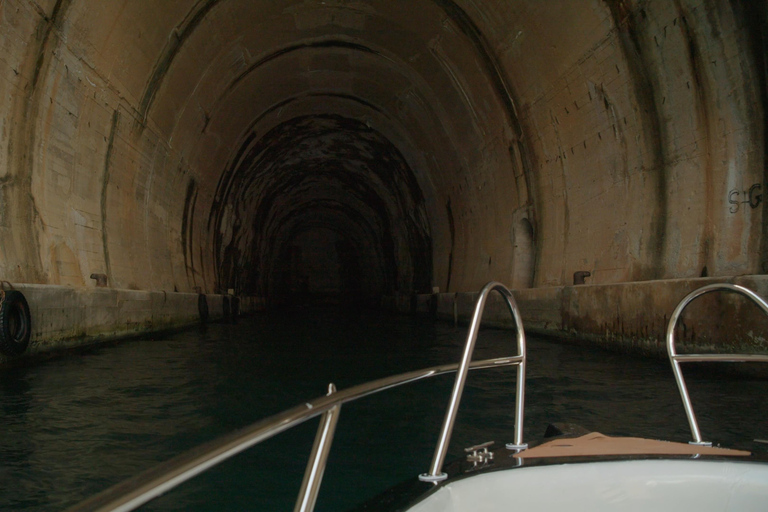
0;284;264;365
8;277;767;365
391;276;768;357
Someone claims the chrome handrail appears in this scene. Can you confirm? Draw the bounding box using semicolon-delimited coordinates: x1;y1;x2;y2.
294;383;340;512
666;283;768;446
420;281;526;482
65;356;521;512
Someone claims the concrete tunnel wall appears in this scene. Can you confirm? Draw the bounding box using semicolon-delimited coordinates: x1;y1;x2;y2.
0;0;766;362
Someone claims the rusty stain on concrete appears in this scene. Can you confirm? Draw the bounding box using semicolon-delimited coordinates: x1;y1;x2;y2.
138;0;222;125
181;176;198;281
5;0;74;284
605;0;668;280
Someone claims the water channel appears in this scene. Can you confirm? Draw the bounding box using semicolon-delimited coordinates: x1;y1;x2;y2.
1;308;766;511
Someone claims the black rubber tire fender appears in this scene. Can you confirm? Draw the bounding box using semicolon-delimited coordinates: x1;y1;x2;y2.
0;290;32;356
198;293;209;323
222;295;231;322
231;296;240;319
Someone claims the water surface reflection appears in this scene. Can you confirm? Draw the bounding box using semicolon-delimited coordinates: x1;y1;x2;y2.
0;309;766;511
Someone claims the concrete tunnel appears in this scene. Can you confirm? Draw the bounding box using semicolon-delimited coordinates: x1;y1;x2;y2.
0;0;767;363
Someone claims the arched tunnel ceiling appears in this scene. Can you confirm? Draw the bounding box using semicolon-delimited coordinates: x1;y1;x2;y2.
211;114;432;298
0;0;765;300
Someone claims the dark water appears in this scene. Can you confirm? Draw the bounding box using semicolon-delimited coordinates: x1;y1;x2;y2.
1;308;767;511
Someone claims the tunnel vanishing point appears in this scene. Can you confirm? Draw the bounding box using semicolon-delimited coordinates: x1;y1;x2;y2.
0;0;767;363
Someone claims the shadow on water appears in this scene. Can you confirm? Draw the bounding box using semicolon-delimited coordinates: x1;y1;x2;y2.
0;307;767;511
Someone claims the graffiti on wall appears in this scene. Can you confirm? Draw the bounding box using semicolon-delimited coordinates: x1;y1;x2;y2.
729;184;763;213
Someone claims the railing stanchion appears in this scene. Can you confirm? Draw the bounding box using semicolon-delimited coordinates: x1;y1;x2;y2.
666;283;768;446
420;282;527;483
294;383;341;512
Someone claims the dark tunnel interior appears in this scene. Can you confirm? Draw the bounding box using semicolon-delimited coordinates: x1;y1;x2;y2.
209;114;432;304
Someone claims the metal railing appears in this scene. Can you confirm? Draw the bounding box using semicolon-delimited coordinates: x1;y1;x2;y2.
66;282;526;512
666;283;768;446
419;281;526;482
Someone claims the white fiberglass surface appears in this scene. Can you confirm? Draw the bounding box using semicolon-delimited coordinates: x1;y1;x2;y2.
408;460;768;512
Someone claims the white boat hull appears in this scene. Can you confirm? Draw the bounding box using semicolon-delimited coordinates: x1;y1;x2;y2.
409;459;768;512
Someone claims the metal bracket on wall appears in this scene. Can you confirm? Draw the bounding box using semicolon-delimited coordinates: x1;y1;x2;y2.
90;273;108;287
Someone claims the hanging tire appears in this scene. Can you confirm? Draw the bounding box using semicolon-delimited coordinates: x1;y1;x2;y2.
0;290;32;356
222;295;231;322
198;293;209;323
231;296;240;319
